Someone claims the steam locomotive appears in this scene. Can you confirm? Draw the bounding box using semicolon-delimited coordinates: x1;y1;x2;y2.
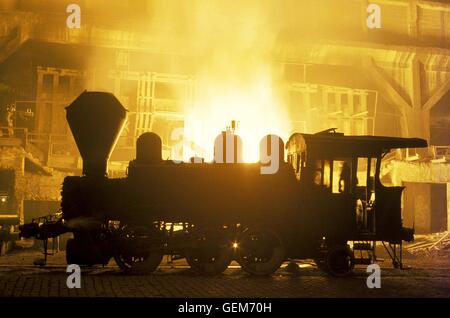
20;91;427;277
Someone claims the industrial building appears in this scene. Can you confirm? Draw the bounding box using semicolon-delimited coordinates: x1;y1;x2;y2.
0;0;449;237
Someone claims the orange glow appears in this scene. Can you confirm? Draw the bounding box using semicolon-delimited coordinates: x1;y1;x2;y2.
183;65;290;162
85;1;303;162
168;1;291;162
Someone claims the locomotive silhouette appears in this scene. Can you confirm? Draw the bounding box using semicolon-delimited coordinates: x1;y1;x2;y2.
20;92;427;276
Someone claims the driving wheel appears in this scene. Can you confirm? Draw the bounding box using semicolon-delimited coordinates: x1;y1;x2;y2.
113;224;163;275
185;228;233;275
236;227;285;276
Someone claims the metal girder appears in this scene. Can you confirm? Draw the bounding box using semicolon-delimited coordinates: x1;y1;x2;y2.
363;58;411;111
362;58;411;136
423;76;450;110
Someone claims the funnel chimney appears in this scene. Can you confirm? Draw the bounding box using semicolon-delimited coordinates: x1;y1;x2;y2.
66;92;127;177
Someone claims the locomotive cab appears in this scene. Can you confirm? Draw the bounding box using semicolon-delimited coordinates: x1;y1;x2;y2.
287;130;427;266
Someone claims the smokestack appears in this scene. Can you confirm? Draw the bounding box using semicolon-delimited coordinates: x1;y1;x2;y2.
66;91;127;177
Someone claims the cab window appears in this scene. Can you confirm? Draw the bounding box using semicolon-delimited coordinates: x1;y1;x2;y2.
313;159;331;189
356;157;377;194
332;159;353;194
355;157;377;232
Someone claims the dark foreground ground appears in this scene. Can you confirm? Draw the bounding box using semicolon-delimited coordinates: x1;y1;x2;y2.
0;244;449;298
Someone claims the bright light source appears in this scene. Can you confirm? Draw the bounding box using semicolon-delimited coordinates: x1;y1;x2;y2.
0;197;6;203
233;242;239;249
182;59;289;163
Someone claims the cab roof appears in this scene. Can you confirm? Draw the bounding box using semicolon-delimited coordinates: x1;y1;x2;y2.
287;130;427;157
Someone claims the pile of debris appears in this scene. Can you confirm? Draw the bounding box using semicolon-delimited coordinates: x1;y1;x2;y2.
405;232;450;258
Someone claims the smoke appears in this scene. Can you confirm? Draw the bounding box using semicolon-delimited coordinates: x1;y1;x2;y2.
87;0;293;161
146;1;290;161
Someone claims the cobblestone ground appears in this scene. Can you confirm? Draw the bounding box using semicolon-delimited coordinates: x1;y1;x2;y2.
0;249;449;298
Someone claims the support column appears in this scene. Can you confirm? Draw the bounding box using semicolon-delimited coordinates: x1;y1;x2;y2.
407;57;430;143
404;107;430;141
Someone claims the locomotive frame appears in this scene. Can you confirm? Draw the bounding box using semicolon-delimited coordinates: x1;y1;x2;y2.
19;92;427;277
